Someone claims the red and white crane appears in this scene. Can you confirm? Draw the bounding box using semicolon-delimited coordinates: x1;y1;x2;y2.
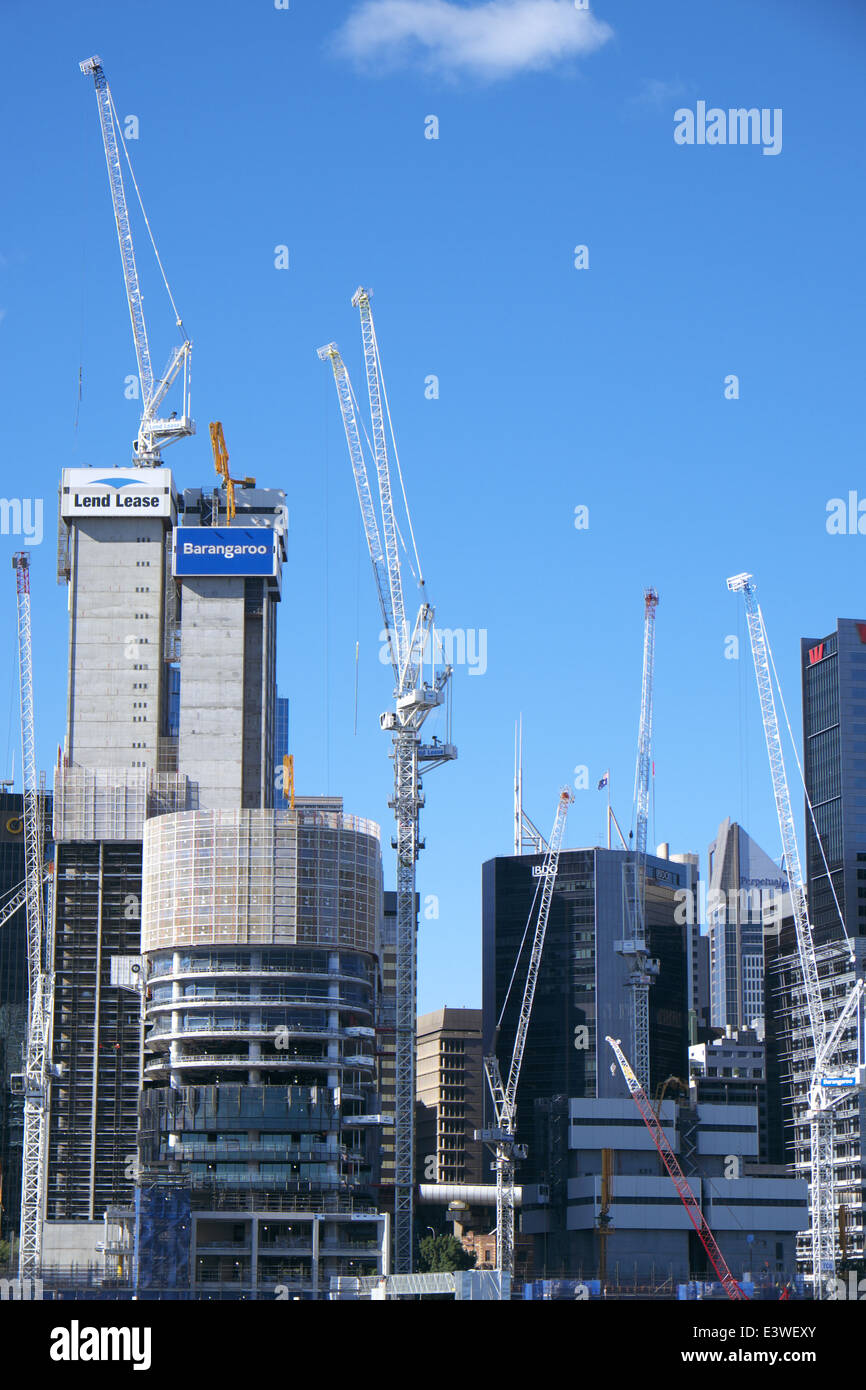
607;1034;748;1300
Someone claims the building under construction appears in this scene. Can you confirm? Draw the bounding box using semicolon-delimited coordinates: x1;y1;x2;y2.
136;797;387;1295
46;469;282;1261
42;464;394;1295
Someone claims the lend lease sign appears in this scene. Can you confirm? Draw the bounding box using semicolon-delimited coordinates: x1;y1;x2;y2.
60;468;174;519
173;526;276;577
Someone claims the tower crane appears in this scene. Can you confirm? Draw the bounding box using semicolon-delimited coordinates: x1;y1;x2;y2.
318;290;456;1273
615;589;660;1090
607;1035;748;1299
727;572;865;1299
479;788;573;1278
11;553;53;1280
80;56;193;466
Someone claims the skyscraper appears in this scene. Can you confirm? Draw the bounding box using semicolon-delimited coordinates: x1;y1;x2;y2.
45;469;287;1263
706;818;787;1033
482;845;690;1171
416;1008;484;1186
48;469;185;1252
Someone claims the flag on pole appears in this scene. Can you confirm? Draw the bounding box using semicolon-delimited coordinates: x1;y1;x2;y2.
597;770;609;790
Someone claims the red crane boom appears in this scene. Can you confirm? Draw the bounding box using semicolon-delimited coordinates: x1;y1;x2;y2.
606;1035;748;1301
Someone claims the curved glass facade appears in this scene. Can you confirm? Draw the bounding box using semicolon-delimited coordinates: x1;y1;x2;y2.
142;807;381;952
139;806;386;1294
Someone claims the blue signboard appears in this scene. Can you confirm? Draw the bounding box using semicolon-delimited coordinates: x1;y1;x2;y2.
173;527;277;577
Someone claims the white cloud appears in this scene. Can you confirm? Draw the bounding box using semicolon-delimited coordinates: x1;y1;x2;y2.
630;78;688;110
333;0;614;80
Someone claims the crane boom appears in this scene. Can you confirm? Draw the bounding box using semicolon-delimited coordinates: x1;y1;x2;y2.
80;55;193;465
483;788;573;1277
352;288;410;675
317;343;394;650
617;589;660;1091
607;1035;748;1300
634;588;658;860
502;787;573;1125
726;575;826;1041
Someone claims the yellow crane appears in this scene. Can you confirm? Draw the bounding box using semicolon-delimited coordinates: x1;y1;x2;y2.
209;421;256;524
283;755;295;810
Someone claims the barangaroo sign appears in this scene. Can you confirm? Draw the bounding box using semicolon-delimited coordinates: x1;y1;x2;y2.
172;525;279;577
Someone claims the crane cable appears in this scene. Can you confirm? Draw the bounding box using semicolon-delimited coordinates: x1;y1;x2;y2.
371;327;425;588
107;88;188;339
497;870;545;1032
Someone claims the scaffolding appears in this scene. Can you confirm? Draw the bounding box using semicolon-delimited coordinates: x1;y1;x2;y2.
141;808;382;952
48;841;145;1220
53;765;191;843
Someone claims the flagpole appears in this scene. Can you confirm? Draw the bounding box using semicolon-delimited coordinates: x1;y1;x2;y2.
607;775;611;849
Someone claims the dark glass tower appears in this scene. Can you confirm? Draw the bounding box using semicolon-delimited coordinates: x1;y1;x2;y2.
481;846;689;1178
802;620;866;945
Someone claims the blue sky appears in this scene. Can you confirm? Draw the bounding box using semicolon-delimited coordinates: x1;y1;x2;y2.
1;0;864;1010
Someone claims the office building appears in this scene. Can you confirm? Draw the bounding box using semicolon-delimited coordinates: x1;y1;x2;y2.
689;1029;769;1162
482;845;691;1168
45;467;288;1264
521;1094;807;1285
416;1008;484;1186
707;818;787;1033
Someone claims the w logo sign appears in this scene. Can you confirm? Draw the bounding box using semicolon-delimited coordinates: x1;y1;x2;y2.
808;644;824;665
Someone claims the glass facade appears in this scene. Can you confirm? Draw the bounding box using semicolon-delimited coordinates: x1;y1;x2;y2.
138;804;385;1294
802;621;866;942
481;847;689;1180
274;695;290;809
707;818;786;1032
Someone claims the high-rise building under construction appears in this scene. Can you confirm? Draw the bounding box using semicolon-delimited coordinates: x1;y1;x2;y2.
45;468;387;1290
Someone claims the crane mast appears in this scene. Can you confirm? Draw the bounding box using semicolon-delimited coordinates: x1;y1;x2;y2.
616;589;660;1091
319;292;456;1273
607;1035;748;1299
481;788;573;1278
727;572;865;1298
80;55;193;465
13;553;52;1280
